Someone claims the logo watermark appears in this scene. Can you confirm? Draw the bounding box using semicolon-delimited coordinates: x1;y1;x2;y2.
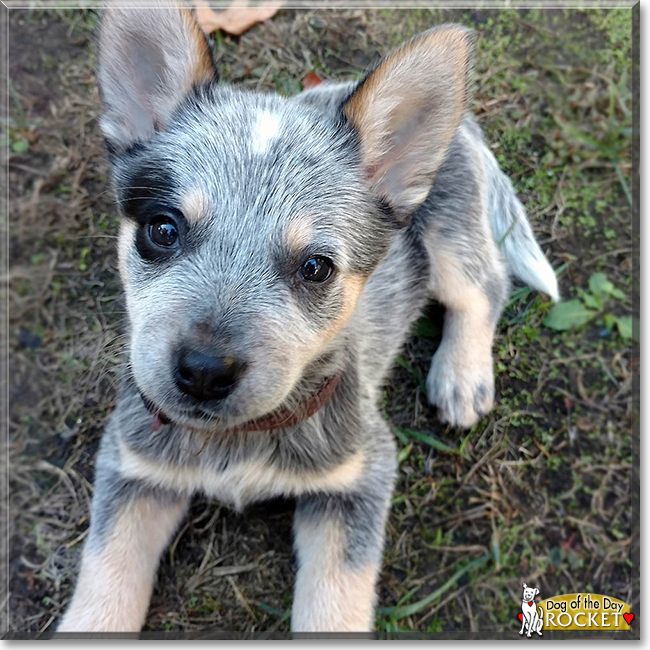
518;589;634;635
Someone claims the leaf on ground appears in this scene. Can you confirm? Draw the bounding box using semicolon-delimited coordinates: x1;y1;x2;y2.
11;139;29;153
397;428;458;454
603;313;617;332
614;315;633;340
543;300;597;330
579;289;602;310
588;272;615;301
376;553;491;620
302;72;322;90
193;0;285;36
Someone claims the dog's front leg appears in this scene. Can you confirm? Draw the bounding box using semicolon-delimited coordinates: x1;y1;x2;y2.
291;435;396;633
58;445;188;633
291;494;384;633
519;612;527;635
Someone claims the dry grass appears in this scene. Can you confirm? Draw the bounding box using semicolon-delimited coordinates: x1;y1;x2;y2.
7;6;637;637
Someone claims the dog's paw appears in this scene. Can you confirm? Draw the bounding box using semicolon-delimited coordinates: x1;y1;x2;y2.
426;342;494;429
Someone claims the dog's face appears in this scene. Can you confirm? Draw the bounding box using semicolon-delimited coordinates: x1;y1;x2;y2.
112;94;390;426
99;5;472;428
522;584;539;602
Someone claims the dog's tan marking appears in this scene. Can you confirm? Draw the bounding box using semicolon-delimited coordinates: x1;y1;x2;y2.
284;273;367;378
118;439;365;509
180;187;210;224
430;248;491;318
180;6;215;86
319;273;367;346
292;518;377;631
58;496;187;632
284;218;314;253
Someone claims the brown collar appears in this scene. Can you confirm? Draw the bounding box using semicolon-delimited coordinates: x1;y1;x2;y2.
224;370;344;434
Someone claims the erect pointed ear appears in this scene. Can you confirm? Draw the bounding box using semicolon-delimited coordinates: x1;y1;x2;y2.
98;1;217;152
535;588;540;596
342;25;474;216
523;583;528;589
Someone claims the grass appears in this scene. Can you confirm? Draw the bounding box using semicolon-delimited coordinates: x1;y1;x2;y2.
7;5;636;637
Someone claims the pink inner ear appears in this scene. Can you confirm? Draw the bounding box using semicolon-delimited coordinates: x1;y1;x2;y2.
364;102;440;210
367;106;427;181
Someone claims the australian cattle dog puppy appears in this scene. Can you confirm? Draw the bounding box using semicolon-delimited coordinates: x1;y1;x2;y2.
58;2;558;633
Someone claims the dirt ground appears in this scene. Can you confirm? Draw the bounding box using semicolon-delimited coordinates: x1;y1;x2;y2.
7;6;638;637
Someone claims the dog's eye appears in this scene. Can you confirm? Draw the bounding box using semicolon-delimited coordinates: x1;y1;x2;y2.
149;218;179;248
299;256;333;283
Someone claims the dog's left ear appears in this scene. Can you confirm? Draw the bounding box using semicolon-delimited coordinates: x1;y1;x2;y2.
342;25;474;216
535;588;540;596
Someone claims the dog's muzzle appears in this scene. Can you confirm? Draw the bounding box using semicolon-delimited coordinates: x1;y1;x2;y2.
139;370;344;434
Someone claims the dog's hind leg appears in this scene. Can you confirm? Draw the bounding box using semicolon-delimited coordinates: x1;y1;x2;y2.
422;125;509;429
424;242;508;429
291;419;396;632
58;442;188;632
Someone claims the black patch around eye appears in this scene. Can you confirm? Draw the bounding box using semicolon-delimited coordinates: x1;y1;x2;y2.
115;160;190;262
117;161;177;223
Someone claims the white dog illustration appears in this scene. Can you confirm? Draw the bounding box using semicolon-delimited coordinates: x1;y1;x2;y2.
519;583;543;637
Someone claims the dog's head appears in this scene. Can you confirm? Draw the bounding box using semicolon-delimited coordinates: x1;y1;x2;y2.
98;3;473;429
522;584;539;602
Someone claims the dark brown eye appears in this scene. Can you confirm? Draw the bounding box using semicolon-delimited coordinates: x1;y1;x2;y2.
149;218;179;248
299;256;333;283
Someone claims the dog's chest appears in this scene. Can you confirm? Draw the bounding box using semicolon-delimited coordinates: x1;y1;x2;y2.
117;435;365;509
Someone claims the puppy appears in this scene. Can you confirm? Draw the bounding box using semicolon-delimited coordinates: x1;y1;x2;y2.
58;3;558;634
519;584;543;637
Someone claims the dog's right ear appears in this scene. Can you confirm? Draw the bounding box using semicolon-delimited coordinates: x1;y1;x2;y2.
98;2;217;152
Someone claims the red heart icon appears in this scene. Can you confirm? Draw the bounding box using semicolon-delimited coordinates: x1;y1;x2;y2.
623;613;634;625
518;613;523;622
528;601;533;606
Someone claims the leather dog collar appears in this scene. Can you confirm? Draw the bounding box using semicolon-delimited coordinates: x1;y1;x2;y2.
225;370;344;434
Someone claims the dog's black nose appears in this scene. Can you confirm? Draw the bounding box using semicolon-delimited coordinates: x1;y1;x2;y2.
175;348;241;401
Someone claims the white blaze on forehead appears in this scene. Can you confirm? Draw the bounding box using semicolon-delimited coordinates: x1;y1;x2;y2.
252;111;281;153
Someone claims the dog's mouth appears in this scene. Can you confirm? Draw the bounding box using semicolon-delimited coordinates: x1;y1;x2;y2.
137;371;344;434
139;392;172;431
